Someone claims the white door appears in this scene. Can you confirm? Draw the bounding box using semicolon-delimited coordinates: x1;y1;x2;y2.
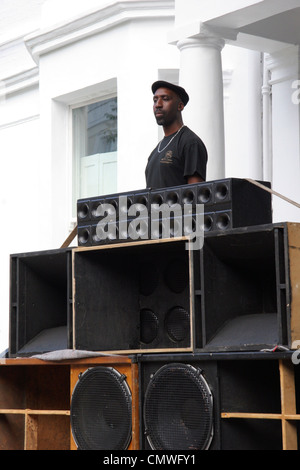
80;151;117;198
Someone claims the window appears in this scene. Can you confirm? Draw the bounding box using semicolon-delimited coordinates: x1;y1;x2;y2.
72;96;118;215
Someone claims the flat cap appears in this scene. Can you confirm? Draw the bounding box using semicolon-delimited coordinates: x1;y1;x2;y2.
151;80;189;106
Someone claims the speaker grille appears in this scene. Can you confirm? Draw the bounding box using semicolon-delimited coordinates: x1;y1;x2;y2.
144;363;213;450
165;306;190;342
71;367;132;450
140;308;159;344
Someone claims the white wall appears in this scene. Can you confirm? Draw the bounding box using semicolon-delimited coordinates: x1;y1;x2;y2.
0;86;42;352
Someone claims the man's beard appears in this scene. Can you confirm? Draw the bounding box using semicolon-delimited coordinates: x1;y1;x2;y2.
155;116;165;126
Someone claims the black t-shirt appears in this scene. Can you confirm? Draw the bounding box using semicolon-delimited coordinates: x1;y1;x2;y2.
145;126;208;189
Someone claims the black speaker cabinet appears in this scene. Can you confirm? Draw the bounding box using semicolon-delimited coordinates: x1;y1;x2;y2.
9;248;73;357
70;355;139;450
77;188;150;244
76;178;272;246
200;222;300;352
73;238;195;354
77;188;150;225
149;178;271;223
138;352;300;450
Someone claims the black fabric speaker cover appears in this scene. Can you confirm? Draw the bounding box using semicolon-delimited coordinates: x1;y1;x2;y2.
143;363;214;450
71;366;132;450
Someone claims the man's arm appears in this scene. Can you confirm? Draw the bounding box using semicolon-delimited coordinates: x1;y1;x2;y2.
187;174;204;184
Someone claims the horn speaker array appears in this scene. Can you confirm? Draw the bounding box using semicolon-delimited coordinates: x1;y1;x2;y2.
76;178;272;246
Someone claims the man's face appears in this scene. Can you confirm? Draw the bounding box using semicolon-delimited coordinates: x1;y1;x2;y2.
153;87;183;126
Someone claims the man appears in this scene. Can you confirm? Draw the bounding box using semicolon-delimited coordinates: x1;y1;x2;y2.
145;80;208;189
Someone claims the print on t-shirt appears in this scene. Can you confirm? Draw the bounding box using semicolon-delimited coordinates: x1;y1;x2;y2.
160;151;173;164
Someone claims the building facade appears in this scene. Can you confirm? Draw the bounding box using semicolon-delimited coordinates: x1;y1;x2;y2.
1;0;300;351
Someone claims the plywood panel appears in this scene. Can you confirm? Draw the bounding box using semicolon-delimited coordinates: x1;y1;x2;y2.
288;223;300;346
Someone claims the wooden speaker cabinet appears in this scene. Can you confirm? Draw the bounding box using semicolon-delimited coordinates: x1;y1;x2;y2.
73;237;196;354
70;355;139;450
138;352;300;450
0;358;70;450
73;223;300;354
0;355;139;450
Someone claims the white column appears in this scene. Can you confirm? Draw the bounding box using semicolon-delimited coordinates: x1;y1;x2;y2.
265;46;300;224
177;35;225;181
262;53;272;182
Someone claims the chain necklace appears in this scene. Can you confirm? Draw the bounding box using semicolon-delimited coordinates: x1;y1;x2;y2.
157;125;185;153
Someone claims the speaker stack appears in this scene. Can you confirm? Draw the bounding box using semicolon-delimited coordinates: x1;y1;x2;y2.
6;177;300;450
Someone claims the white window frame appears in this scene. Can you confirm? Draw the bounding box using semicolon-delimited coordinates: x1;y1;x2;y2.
70;91;118;220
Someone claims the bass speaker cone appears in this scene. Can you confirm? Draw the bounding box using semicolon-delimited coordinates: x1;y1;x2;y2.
165;306;190;343
140;308;159;344
143;363;214;450
71;366;132;450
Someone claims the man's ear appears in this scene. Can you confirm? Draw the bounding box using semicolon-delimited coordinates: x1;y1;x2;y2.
178;101;184;111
